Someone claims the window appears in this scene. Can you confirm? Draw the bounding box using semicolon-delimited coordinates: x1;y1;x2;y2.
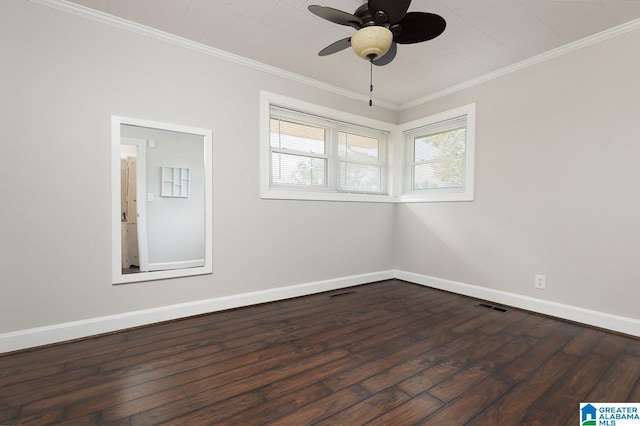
401;103;476;202
269;108;386;194
261;92;393;202
261;92;476;203
270;115;328;188
338;131;382;193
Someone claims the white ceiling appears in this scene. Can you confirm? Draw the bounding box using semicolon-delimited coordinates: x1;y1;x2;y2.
66;0;640;108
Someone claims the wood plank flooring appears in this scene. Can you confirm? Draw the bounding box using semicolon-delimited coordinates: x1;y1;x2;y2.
1;280;639;425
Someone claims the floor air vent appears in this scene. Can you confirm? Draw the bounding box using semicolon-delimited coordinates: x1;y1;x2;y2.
476;303;508;313
328;291;357;299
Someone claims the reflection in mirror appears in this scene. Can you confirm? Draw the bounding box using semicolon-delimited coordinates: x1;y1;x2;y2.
112;117;212;284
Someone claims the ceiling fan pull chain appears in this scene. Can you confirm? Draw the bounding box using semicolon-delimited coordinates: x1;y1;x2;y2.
369;59;373;107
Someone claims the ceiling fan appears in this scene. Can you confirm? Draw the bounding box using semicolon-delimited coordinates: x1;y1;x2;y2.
308;0;446;65
308;0;446;105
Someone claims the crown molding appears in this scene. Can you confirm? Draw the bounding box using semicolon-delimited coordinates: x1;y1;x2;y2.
27;0;640;113
28;0;399;111
399;17;640;111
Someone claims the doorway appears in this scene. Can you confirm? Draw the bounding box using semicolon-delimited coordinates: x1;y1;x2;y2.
120;137;149;274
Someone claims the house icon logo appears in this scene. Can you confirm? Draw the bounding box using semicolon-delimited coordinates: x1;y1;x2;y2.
581;403;597;425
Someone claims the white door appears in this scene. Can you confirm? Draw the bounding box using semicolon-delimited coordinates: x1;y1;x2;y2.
121;137;149;272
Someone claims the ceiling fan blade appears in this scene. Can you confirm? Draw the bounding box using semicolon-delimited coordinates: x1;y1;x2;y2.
394;12;446;44
368;0;411;24
308;5;363;28
318;37;352;56
373;42;397;66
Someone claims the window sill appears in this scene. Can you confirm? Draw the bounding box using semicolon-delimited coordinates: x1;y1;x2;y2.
261;188;396;203
261;188;474;203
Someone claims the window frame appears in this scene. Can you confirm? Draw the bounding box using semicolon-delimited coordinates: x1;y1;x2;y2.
399;103;476;203
260;91;395;203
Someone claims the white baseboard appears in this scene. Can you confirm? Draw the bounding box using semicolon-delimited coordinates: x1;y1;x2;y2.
0;270;394;353
395;270;640;337
4;269;637;353
148;259;205;271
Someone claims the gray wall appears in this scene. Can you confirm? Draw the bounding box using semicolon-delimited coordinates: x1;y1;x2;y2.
396;27;640;319
0;0;396;333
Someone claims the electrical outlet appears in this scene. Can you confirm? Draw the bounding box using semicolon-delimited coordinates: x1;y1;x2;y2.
534;274;546;290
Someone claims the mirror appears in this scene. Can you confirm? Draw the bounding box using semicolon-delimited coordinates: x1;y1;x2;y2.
112;116;212;284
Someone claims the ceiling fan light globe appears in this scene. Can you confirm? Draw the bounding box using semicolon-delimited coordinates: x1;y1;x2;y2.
351;26;393;60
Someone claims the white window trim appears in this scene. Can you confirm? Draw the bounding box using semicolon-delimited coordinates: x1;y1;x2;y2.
398;103;476;203
260;92;476;203
260;91;396;203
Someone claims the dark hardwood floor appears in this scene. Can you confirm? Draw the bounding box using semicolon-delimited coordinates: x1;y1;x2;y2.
1;280;639;425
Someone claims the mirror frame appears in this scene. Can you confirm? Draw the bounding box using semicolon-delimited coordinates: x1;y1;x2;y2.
111;116;213;284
